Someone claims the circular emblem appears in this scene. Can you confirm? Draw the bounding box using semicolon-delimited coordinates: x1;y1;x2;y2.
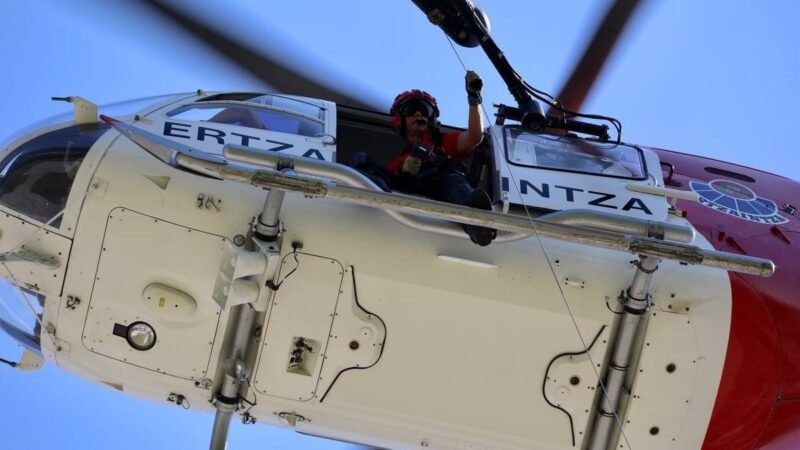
690;180;787;224
709;180;756;200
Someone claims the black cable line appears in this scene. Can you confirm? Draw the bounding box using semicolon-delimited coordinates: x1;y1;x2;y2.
239;376;258;414
266;248;300;291
318;267;387;403
541;325;607;447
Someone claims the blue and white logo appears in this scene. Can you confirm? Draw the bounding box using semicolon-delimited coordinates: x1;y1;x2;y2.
690;179;788;224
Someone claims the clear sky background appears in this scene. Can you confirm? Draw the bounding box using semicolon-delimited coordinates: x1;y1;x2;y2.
0;1;799;449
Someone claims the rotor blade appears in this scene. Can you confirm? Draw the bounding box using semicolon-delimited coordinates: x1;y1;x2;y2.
142;0;380;110
553;0;645;112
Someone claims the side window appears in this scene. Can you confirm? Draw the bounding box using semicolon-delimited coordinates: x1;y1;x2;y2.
167;102;325;137
0;123;109;227
504;127;646;179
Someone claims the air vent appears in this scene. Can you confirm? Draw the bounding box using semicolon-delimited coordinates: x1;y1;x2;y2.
704;167;755;183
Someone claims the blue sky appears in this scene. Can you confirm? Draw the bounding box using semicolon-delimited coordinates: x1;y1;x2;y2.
1;1;799;449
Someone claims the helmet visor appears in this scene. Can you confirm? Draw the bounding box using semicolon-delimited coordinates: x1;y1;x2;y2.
399;99;435;118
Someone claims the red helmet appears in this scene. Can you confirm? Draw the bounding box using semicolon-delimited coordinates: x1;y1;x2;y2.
390;89;440;136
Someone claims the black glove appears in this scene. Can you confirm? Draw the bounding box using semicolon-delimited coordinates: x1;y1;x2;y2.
465;70;483;105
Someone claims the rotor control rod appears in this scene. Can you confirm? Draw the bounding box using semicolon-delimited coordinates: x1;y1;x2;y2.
588;255;659;450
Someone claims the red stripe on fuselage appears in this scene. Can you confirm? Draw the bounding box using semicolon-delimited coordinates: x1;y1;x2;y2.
702;273;780;449
651;147;800;448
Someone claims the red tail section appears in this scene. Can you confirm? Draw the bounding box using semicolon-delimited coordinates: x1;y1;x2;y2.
652;148;800;448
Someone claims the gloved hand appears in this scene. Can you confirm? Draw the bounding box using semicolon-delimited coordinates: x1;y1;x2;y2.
465;70;483;94
465;70;483;105
400;156;422;175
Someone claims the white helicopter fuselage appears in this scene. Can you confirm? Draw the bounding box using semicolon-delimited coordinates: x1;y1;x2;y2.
0;91;738;449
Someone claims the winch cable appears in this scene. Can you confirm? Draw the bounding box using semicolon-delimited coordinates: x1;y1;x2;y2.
445;35;634;449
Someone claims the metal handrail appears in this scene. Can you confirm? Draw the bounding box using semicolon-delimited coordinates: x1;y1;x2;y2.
100;117;774;276
224;145;695;243
183;151;775;277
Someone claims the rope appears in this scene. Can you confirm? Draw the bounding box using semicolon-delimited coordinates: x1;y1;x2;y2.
444;32;634;449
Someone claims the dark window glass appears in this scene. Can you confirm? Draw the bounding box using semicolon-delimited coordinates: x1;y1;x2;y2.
0;123;109;227
199;93;261;102
704;166;756;183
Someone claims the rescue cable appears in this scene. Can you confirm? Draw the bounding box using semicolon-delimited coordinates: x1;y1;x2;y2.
444;34;634;449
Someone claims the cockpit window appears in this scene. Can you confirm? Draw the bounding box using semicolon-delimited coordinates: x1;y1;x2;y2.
504;127;646;179
167;94;326;137
0;123;109;227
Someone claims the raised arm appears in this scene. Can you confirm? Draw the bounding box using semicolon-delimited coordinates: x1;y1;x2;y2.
457;70;485;154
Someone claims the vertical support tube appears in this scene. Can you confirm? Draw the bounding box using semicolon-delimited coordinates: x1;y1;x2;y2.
209;373;239;450
208;304;257;450
257;189;286;240
588;256;659;450
256;160;296;241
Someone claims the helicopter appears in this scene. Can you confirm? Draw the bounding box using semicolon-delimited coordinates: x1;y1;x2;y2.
0;0;796;445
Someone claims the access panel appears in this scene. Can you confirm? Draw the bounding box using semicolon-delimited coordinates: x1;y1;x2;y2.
253;253;343;401
82;208;227;380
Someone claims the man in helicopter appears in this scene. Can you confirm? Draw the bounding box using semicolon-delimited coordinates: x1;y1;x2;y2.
351;71;496;246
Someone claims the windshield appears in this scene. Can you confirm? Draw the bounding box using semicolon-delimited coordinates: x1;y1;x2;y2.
0;123;110;227
504;128;646;179
0;281;43;353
